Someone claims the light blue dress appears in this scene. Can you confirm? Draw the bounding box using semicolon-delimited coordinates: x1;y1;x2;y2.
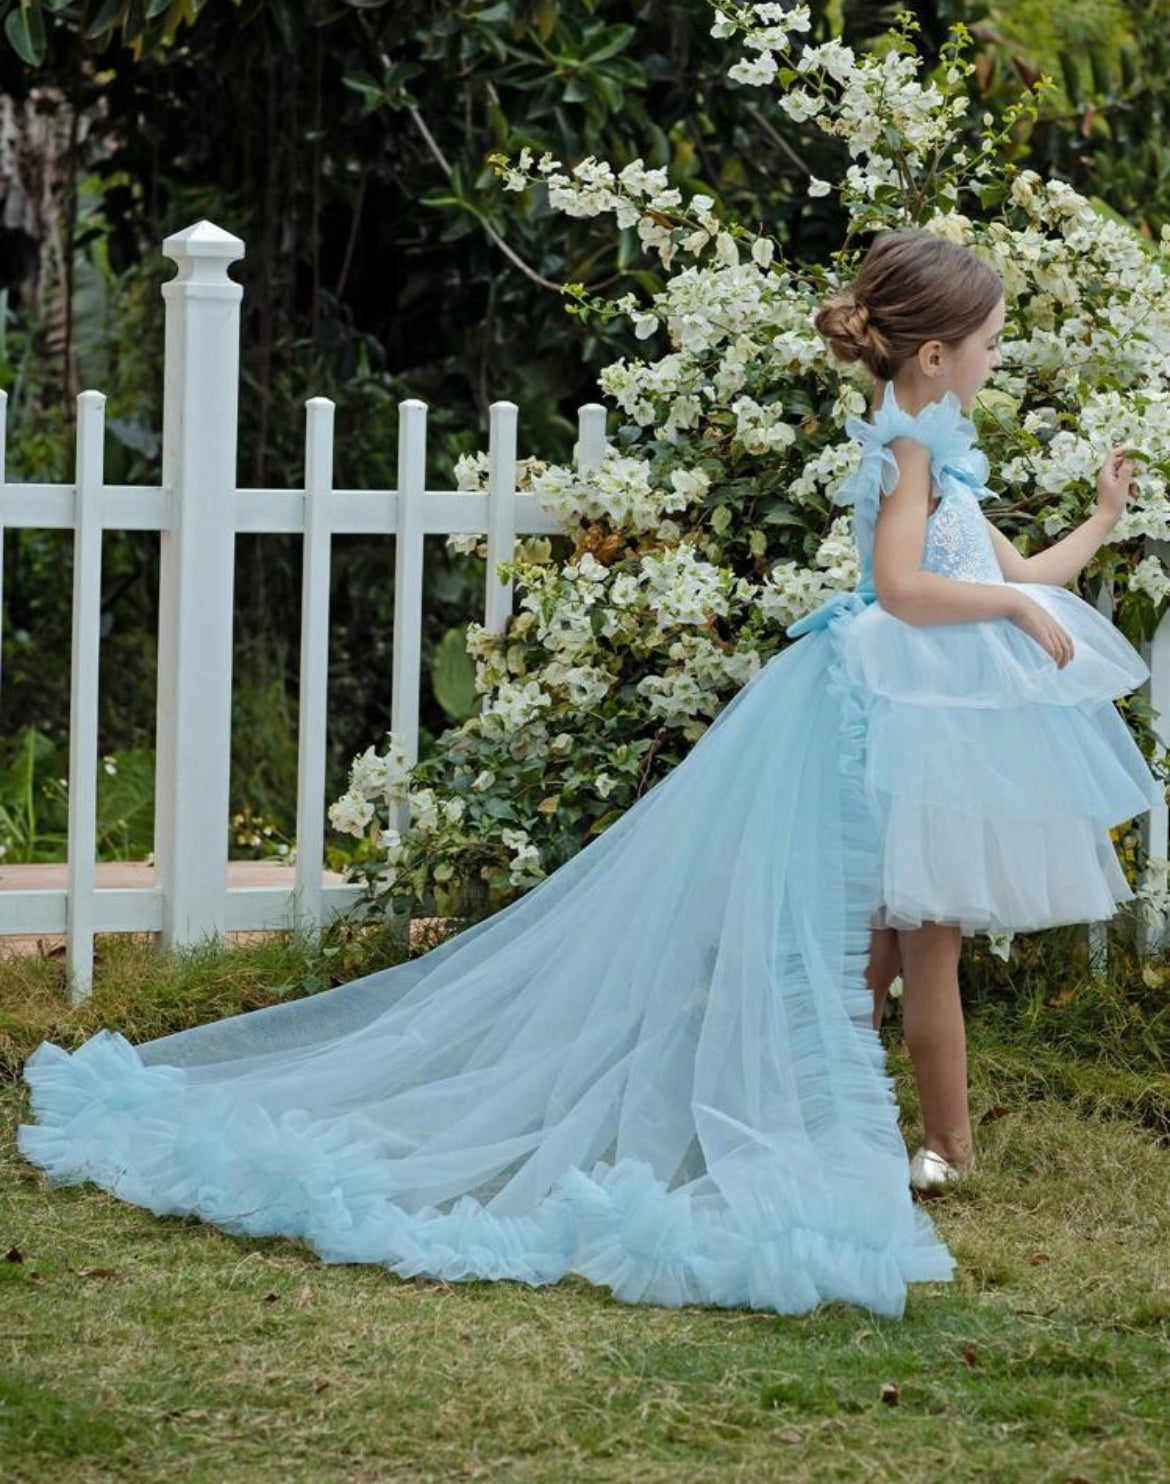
17;383;1155;1320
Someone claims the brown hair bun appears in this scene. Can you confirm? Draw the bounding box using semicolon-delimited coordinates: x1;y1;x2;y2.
814;293;894;377
815;228;1003;383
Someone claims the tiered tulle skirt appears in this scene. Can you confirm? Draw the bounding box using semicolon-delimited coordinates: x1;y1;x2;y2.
843;580;1155;935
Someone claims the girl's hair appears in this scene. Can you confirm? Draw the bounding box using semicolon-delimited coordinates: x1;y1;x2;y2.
815;229;1003;382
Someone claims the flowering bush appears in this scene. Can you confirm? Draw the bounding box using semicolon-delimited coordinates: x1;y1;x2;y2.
329;2;1170;935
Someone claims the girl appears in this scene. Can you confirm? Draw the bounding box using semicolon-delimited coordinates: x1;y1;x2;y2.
803;229;1147;1195
18;229;1154;1321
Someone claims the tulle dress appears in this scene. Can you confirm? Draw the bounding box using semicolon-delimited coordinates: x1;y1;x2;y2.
17;382;1155;1321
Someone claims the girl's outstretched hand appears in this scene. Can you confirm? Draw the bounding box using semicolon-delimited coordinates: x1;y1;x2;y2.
1007;592;1075;668
1095;445;1140;524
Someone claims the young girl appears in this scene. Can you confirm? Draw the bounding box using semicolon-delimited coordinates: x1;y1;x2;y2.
18;229;1154;1322
800;229;1150;1195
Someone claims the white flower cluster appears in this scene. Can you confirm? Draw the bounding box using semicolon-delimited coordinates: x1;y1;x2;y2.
501;826;542;886
540;659;615;709
527;446;709;535
328;734;479;893
634;630;762;731
445;452;556;555
757;560;838;629
716;3;976;211
639;542;750;628
1128;555;1170;605
732;395;798;455
510;552;612;659
997;388;1170;539
813;514;862;582
328;738;413;838
598;262;826;446
754;513;861;627
481;677;553;731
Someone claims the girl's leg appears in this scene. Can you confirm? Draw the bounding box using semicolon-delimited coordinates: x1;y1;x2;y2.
896;921;974;1170
866;925;902;1032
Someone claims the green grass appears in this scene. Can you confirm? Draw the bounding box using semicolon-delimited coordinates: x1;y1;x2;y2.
2;924;1168;1482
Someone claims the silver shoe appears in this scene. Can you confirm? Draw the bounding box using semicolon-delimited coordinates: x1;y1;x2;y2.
909;1145;974;1193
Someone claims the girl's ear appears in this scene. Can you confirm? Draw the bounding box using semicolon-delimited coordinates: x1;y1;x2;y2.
915;339;944;377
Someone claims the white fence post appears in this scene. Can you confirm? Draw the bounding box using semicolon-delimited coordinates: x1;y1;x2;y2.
154;220;244;953
1086;573;1117;977
575;402;608;472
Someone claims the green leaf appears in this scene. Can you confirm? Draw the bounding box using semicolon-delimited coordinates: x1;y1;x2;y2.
761;508;810;527
83;0;125;41
469;0;511;22
583;24;634;64
5;2;46;66
432;626;480;722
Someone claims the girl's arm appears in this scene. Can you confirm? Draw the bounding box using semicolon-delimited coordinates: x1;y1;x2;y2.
982;445;1135;586
872;438;1027;626
982;509;1117;586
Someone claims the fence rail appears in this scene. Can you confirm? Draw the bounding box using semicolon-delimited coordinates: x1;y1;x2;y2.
1;219;1167;1000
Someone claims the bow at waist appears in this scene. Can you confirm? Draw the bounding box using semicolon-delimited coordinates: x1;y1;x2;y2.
785;584;877;638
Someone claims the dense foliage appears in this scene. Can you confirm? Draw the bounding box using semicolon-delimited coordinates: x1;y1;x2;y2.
326;8;1170;968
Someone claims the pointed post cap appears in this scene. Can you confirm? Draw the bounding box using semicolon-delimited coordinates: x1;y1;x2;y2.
162;220;245;285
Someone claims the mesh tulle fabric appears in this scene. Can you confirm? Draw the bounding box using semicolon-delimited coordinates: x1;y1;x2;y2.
18;603;956;1320
836;382;993;596
871;803;1136;935
843;581;1150;710
863;686;1151;936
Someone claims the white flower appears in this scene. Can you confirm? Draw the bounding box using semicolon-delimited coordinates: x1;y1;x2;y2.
328;791;374;838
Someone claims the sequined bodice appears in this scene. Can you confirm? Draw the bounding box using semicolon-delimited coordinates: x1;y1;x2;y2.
783;385;1006;641
922;475;1004;584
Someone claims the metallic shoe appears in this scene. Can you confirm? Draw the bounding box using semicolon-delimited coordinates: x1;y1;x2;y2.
908;1145;973;1193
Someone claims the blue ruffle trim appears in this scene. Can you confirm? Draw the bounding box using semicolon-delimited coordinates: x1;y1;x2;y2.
840;382;991;506
18;1007;954;1320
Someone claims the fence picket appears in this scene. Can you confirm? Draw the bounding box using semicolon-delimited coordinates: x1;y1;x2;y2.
64;392;107;995
389;400;428;841
293;397;336;931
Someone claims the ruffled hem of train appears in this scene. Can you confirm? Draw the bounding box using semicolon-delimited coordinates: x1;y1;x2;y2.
17;1025;954;1321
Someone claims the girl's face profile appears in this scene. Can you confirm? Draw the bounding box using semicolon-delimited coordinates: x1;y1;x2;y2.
942;295;1006;410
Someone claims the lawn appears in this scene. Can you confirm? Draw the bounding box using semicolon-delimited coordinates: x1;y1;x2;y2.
2;927;1168;1483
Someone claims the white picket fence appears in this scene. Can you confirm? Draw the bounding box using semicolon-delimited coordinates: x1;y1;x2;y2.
1;218;1168;1001
0;219;610;1000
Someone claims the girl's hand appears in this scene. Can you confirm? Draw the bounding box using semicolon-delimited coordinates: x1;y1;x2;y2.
1094;445;1140;525
1007;592;1075;668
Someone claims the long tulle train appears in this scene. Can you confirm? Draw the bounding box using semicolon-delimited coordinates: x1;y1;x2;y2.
18;600;955;1318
